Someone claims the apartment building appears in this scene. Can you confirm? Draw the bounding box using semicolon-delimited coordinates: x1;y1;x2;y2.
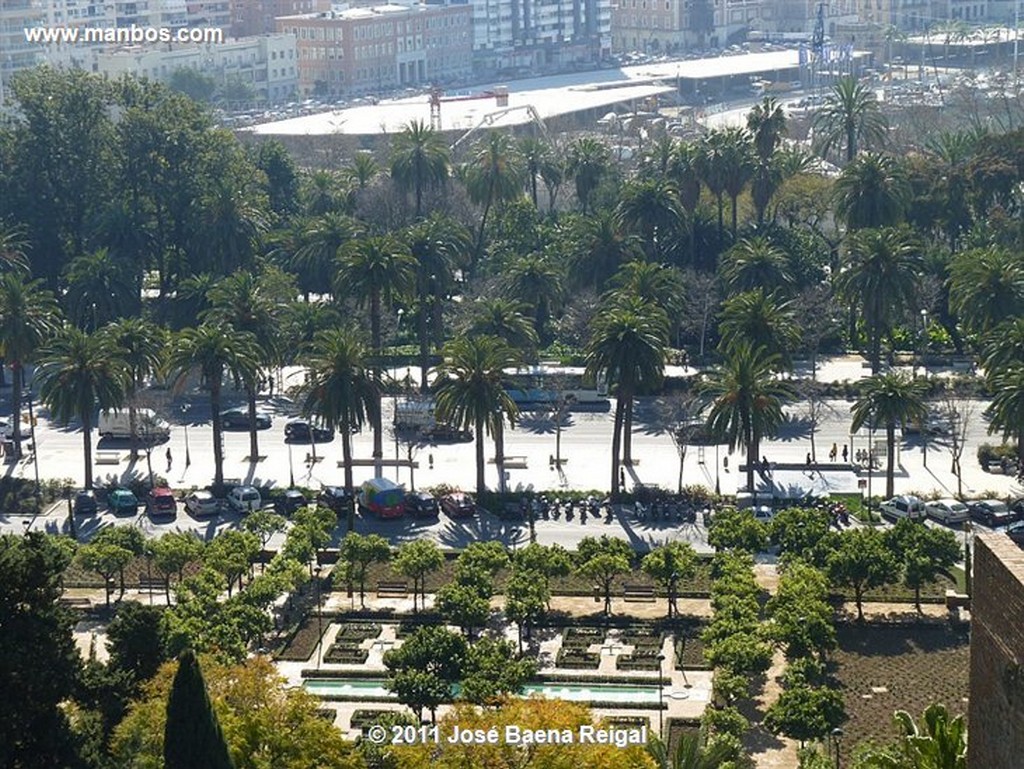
0;0;46;102
611;0;760;53
230;0;327;38
276;4;473;95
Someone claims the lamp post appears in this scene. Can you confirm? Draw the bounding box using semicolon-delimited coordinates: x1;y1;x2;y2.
24;390;40;510
657;653;666;737
65;485;76;540
920;309;929;469
715;443;721;496
314;565;324;670
831;727;843;769
288;442;295;489
394;309;405;483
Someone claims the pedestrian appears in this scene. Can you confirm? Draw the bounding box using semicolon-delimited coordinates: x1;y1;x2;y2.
806;452;813;467
428;452;434;469
842;444;849;463
619;467;626;491
829;443;838;462
165;447;173;472
723;456;729;471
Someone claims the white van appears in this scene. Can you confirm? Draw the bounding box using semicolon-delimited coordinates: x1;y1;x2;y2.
879;495;926;521
98;409;171;439
227;486;262;514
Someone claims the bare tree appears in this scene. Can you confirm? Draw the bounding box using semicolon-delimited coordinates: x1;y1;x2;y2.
941;393;974;500
655;392;701;493
796;381;838;463
678;269;718;365
795;283;840;381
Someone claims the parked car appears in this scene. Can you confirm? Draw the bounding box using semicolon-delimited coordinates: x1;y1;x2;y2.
318;486;353;518
405;491;439;517
440;492;476;518
227;485;262;514
879;495;926;521
275;489;307;516
98;409;171;439
284;419;334;442
749;505;775;523
73;490;98;515
185;490;220;518
1006;520;1024;545
925;499;969;525
108;489;140;516
220;407;272;430
969;499;1015;527
146;487;177;517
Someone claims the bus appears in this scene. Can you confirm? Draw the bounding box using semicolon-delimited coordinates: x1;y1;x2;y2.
358;477;405;518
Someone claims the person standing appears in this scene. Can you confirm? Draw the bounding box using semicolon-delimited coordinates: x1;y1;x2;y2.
829;443;838;462
842;444;849;463
165;447;173;472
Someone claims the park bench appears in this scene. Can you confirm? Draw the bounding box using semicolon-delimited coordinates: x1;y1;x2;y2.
376;581;409;598
59;597;92;609
623;584;656;603
138;576;165;593
95;451;122;465
488;456;528;468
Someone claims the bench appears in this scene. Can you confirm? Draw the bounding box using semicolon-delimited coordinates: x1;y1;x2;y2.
488;456;528;468
138;576;165;592
623;584;656;603
376;581;409;598
59;597;92;609
95;451;122;465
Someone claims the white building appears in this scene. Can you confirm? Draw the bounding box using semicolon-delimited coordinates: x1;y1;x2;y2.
1;0;46;102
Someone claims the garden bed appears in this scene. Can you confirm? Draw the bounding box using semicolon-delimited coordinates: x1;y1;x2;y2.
274;616;326;662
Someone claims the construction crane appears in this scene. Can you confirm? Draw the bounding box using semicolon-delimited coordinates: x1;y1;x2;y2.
450;104;551;152
429;86;509;130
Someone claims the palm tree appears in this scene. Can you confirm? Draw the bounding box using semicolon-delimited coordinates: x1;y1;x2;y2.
62;249;139;331
291;213;363;300
464;131;525;263
0;273;60;456
503;252;565;343
667;141;705;259
103;318;165;460
851;372;927;498
203;271;282;462
336;236;416;474
566;137;610;214
718;289;799;366
281;301;341;362
389;120;450;219
746;96;787;162
701;342;794;492
701;130;731;241
518;136;557;209
0;223;30;274
301;170;347;216
344;151;379;190
812;76;888;164
434;335;522;495
861;704;967;769
607;260;685;319
949;246;1024;337
192;179;267;276
462;298;539;354
169;273;216;331
982;317;1024;374
585;295;668;497
36;328;127;489
301;328;381;530
718;128;755;238
567;210;641;292
833;153;910;231
836;227;922;373
985;365;1024;472
167;324;261;488
405;214;471;394
646;732;740;769
720;236;793;295
615;178;683;260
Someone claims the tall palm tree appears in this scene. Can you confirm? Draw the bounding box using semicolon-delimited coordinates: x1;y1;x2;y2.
702;342;794;492
281;301;341;362
167;324;261;487
464;131;525;263
720;236;793;295
103;318;165;460
518;136;556;209
434;335;522;495
344;151;379;190
567;210;641;292
503;252;565;343
833;153;910;231
566;137;610;214
668;141;705;259
615;178;683;260
949;246;1024;337
851;372;927;498
62;249;139;331
463;298;539;354
203;271;282;461
982;317;1024;374
301;328;381;530
746;96;787;162
718;128;755;238
718;289;799;366
986;365;1024;472
192;179;268;276
405;214;471;394
836;227;922;373
36;328;126;489
607;260;685;319
301;169;347;216
0;274;60;456
0;223;30;275
585;295;668;497
812;76;888;164
291;212;363;300
701;130;731;241
336;236;416;474
389;120;450;219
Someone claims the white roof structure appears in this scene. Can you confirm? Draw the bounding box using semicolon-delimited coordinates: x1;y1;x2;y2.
247;50;804;137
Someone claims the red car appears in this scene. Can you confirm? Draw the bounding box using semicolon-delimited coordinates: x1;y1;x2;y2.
147;487;177;518
440;492;476;518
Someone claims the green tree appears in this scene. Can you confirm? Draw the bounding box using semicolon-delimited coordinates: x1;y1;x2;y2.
289;212;363;300
463;298;539;354
94;525;146;596
767;562;836;662
668;140;705;257
566;137;610;214
436;578;492;638
36;327;127;489
151;531;205;604
567;210;641;292
339;532;392;608
168;68;216;101
106;601;168;685
828;528;899;620
949;246;1024;338
434;335;521;495
301;327;381;529
645;731;742;769
641;541;697;619
63;248;139;330
167;324;262;487
394;539;444;613
576;536;633;616
585;294;668;497
460;637;536;705
78;541;133;608
985;365;1024;470
505;567;549;652
192;174;268;277
706;507;770;553
204;530;260;597
518;136;557;209
0;273;60;457
718;128;755;238
390;120;450;218
860;703;967;769
812;76;887;163
885;520;960;611
851;373;928;498
503;252;564;343
383;626;466;723
833;153;910;231
615;177;682;260
837;227;922;374
345;150;379;190
702;342;794;492
763;684;846;748
718;288;799;366
770;506;835;566
104;317;165;460
464;131;525;262
164;649;235;769
242;509;287;550
720;236;794;295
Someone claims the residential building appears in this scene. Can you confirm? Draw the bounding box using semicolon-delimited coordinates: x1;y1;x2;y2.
611;0;762;53
93;33;298;102
276;4;473;96
231;0;328;38
1;0;46;102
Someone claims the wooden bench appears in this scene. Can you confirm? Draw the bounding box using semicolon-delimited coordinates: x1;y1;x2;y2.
138;576;165;593
623;584;656;603
95;451;122;465
488;456;528;468
376;581;409;598
59;597;92;609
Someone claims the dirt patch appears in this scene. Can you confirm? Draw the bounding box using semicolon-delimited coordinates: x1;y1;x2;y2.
753;564;779;595
742;649;798;768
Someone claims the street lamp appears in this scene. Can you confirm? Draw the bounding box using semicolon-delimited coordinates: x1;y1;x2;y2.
24;389;40;510
65;485;76;540
831;726;843;769
715;443;721;496
657;653;666;737
314;565;324;670
920;309;930;469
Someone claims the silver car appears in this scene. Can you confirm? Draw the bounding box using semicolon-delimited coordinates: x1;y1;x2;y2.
925;499;969;525
185;490;220;518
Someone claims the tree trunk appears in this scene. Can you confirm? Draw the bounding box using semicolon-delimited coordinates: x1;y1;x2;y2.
211;376;224;488
129;400;139;460
886;422;896;498
342;420;354;532
610;396;625;500
371;290;383;476
622;391;635;464
475;415;485;497
730;194;739;239
246;383;259;461
418;297;430;395
474;197;493;268
82;413;94;489
716;195;724;240
495;417;506;494
11;362;23;457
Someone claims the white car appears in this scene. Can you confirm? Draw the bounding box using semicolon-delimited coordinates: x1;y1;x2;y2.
880;495;926;521
926;499;969;525
227;486;262;514
185;490;220;518
750;506;775;522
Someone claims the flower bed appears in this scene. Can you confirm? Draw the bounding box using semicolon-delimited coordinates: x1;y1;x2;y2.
555;648;600;670
324;642;369;665
274;616;324;662
335;622;382;641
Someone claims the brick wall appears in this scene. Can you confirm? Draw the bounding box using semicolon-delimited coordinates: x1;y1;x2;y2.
968;533;1024;768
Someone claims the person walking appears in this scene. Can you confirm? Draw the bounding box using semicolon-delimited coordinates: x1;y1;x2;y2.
842;444;849;463
165;447;173;472
829;443;838;462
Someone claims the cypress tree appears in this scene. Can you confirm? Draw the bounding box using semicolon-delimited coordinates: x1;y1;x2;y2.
164;649;235;769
